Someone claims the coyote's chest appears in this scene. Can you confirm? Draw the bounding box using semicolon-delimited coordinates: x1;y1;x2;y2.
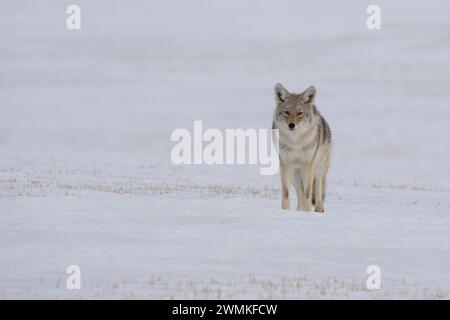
278;128;318;164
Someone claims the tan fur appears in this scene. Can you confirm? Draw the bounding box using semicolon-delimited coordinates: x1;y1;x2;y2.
272;83;332;213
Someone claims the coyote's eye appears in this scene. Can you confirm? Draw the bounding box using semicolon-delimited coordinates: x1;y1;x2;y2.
297;112;304;117
284;111;290;116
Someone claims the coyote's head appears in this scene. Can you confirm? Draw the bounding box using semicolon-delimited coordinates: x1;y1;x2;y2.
274;83;317;132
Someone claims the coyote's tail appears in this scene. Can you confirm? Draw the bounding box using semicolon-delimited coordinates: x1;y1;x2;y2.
311;178;326;206
311;179;316;206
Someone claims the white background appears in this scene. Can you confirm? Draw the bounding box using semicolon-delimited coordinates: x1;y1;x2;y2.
1;0;450;298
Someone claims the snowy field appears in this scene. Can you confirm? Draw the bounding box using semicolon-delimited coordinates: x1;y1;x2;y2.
1;0;450;299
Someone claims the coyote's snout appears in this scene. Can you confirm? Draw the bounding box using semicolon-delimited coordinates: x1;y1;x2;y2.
272;83;332;213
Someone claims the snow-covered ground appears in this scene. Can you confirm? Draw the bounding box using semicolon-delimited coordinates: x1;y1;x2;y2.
1;0;450;299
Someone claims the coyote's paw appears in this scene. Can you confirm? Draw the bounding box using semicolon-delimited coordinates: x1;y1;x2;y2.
282;198;290;210
315;207;324;213
297;201;312;212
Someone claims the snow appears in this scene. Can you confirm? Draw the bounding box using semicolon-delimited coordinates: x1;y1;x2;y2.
1;0;450;299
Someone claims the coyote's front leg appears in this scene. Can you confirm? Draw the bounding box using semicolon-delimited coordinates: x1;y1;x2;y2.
280;162;292;210
297;164;314;211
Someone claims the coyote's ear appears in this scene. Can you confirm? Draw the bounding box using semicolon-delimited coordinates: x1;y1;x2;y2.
302;85;316;104
274;83;290;104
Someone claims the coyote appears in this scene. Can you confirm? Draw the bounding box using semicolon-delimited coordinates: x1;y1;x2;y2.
272;83;332;212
